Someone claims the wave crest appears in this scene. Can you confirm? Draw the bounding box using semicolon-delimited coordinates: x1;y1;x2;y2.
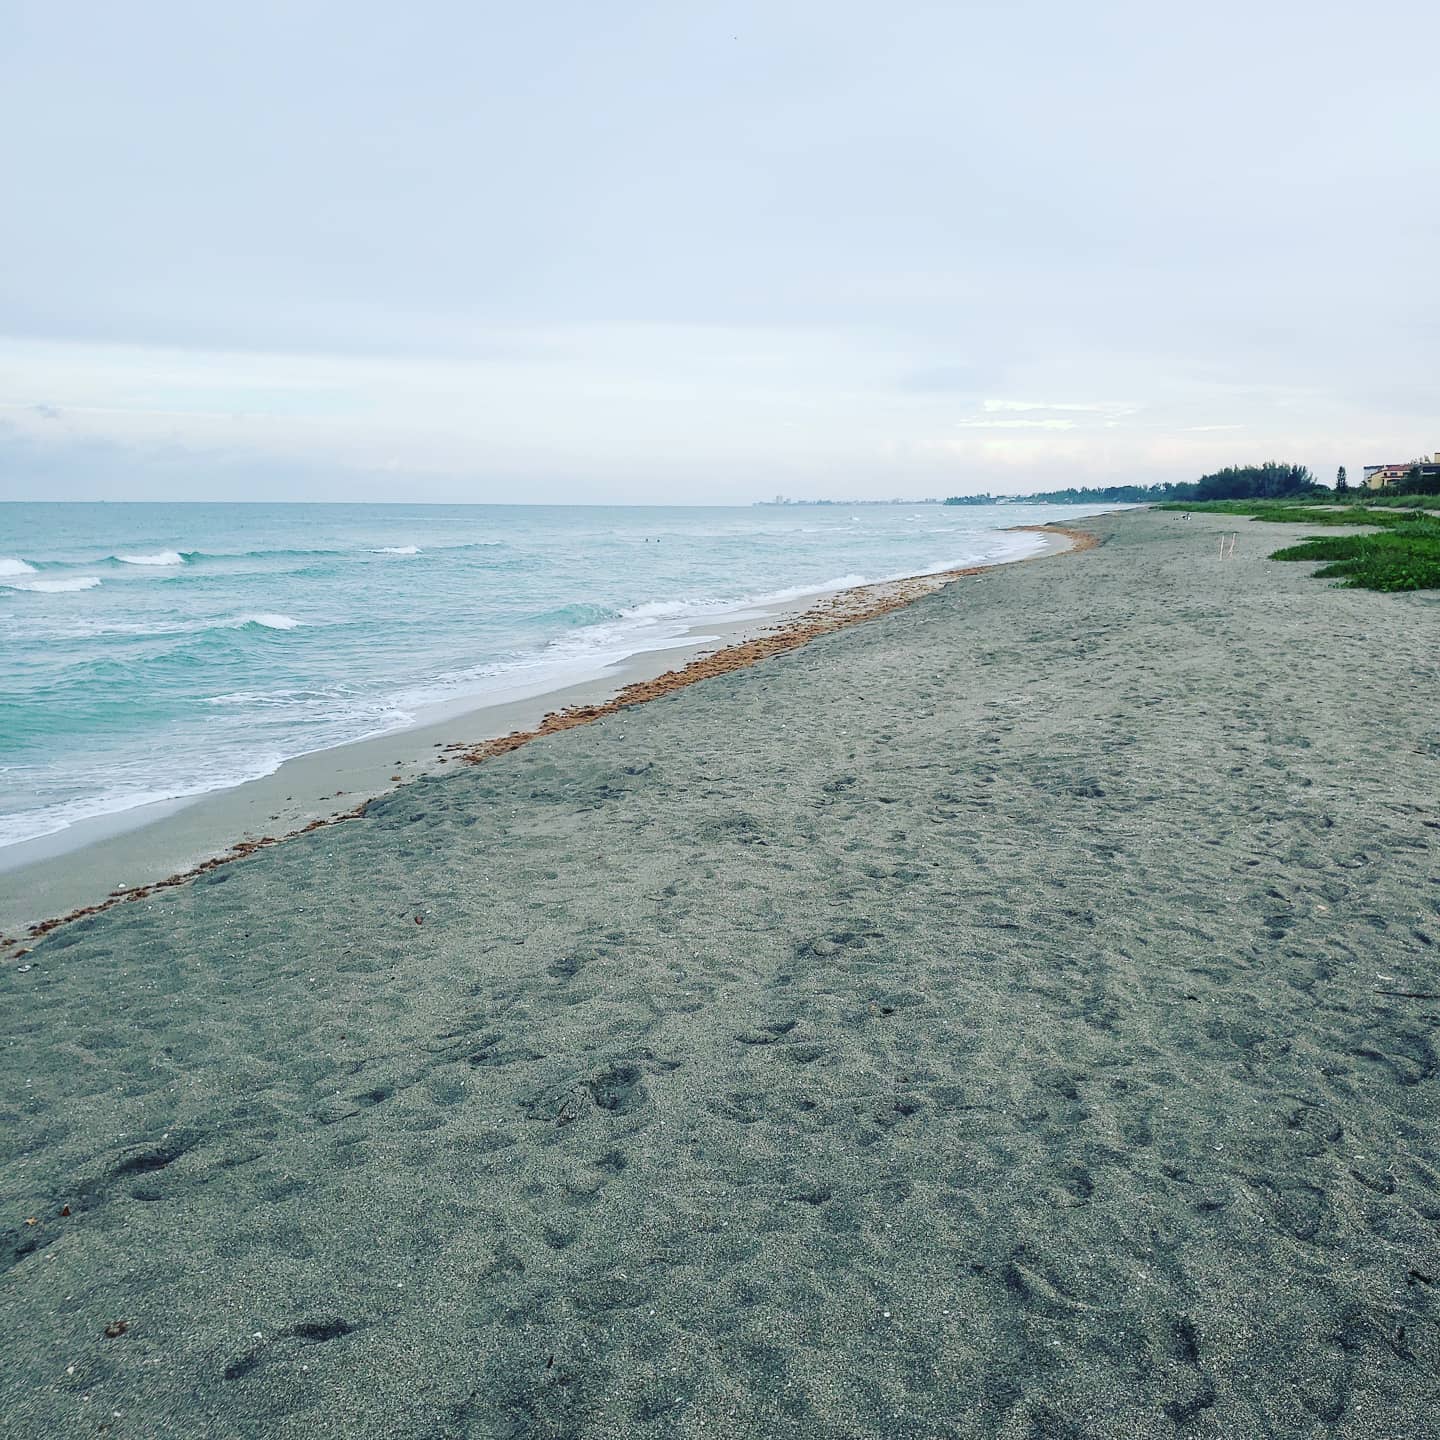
116;550;186;566
371;544;421;556
0;556;38;576
531;601;621;628
620;599;699;622
234;612;301;630
2;575;102;593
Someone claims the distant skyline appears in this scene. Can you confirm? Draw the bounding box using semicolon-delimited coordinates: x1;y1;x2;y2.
2;1;1436;504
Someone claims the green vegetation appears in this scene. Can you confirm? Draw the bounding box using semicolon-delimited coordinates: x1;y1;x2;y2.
945;461;1319;508
1271;519;1440;591
1188;461;1318;501
1159;498;1440;591
1025;455;1440;591
967;482;1195;504
1348;491;1440;509
1157;497;1440;524
1391;463;1440;496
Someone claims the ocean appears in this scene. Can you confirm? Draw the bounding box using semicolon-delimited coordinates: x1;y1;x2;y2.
0;500;1115;850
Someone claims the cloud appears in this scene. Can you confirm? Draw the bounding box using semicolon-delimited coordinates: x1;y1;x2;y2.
953;417;1079;430
0;0;1435;500
950;398;1142;432
981;400;1137;416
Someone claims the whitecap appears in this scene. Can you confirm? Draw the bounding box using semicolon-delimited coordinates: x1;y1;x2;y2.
235;612;301;630
750;573;871;606
371;544;421;555
116;550;186;566
620;598;705;622
0;556;37;576
2;575;102;593
205;689;311;707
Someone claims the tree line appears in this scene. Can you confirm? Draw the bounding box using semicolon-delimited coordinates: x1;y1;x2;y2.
1387;465;1440;496
944;462;1320;507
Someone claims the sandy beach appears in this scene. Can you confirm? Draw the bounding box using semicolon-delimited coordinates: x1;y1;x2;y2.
0;528;1077;950
3;507;1438;1437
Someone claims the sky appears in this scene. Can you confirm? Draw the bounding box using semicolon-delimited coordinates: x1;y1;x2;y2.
1;0;1436;503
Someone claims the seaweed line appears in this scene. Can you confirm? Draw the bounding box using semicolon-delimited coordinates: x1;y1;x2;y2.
3;524;1099;957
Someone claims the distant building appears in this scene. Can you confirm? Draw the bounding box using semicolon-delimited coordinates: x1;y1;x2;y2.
1362;453;1440;489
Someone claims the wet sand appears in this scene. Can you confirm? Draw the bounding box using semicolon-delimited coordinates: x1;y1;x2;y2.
3;508;1438;1438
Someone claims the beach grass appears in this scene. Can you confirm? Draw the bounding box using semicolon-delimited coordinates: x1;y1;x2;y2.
1269;521;1440;591
1158;499;1419;525
1159;498;1440;589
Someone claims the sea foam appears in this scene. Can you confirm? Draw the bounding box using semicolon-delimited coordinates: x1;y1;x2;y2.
2;575;102;592
235;613;301;630
116;550;186;566
1;499;1123;854
752;573;870;606
620;598;702;622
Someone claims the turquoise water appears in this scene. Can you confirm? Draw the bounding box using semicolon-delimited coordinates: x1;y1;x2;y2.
0;501;1114;848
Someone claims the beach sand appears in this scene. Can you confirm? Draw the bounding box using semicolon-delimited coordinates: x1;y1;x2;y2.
0;527;1072;947
3;508;1438;1437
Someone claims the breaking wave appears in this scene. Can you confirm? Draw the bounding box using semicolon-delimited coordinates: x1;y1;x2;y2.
233;613;301;631
115;550;186;566
2;575;103;593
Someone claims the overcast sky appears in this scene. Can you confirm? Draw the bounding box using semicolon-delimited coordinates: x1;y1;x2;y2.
2;0;1436;503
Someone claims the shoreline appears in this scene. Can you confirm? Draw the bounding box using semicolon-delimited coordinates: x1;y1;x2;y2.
6;506;1438;1436
455;524;1094;766
0;523;1091;955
